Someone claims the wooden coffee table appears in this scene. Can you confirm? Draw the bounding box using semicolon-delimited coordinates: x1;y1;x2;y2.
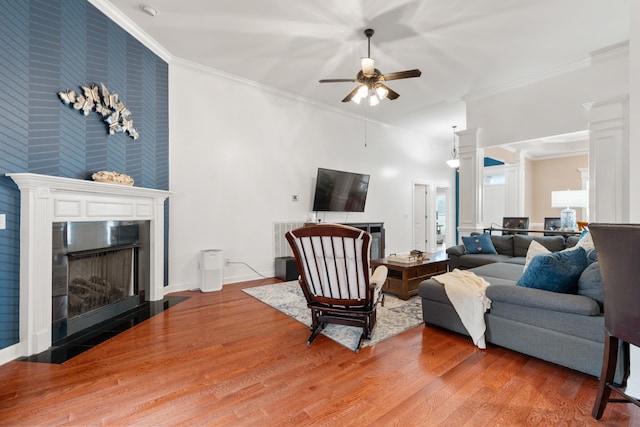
371;252;449;300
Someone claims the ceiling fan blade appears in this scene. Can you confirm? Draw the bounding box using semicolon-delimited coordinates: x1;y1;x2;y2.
361;57;375;77
379;84;400;100
319;78;357;83
382;69;422;81
341;86;362;103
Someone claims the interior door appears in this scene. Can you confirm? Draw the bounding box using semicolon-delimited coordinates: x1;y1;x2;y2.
435;187;448;247
413;184;427;252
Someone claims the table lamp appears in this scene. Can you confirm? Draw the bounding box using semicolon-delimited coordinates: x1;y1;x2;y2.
551;190;588;231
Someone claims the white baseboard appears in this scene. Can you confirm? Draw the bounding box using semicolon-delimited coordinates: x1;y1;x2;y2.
0;342;23;366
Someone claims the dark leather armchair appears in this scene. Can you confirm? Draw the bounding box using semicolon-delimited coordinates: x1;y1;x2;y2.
589;223;640;419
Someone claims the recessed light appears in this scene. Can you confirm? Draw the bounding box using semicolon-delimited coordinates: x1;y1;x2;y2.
141;5;158;17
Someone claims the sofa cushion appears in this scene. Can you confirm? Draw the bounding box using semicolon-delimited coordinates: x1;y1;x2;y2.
524;240;550;271
516;247;588;294
486;297;603;342
446;245;465;257
488;283;600;316
577;262;604;310
577;231;598;264
455;254;513;268
490;235;514;257
564;231;598;264
513;235;566;257
566;235;580;248
470;262;524;282
576;230;594;250
462;233;497;254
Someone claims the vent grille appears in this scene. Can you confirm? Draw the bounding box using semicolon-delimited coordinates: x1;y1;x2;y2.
273;221;305;258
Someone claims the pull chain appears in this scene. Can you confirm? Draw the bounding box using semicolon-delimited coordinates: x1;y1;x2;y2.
364;104;368;147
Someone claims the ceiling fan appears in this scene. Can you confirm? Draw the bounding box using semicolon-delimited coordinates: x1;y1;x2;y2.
319;28;422;106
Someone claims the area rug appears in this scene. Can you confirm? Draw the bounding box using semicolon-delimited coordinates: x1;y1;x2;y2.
243;281;424;351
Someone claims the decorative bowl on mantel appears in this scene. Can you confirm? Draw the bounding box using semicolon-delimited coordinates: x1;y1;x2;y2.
91;171;134;186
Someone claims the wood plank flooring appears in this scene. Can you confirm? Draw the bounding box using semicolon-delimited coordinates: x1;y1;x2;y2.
1;278;638;426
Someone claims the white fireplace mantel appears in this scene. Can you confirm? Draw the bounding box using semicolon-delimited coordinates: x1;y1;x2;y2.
6;173;171;356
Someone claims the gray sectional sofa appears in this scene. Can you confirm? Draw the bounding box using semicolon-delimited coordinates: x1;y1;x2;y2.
419;233;626;382
446;233;580;270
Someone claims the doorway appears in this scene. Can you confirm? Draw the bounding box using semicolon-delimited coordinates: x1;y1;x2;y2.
413;183;430;252
413;183;450;252
435;186;448;249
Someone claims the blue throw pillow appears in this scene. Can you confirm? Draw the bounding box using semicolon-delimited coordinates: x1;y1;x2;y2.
516;247;588;294
462;233;497;255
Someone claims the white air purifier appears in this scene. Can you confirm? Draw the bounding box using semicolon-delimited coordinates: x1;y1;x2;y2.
200;249;223;292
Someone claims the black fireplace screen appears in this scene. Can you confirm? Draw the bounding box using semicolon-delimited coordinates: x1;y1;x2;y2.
67;248;134;318
52;220;150;342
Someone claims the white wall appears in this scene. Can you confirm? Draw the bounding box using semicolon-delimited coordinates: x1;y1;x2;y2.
168;61;452;288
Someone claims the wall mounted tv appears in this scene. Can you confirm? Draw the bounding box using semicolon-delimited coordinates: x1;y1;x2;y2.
312;168;370;212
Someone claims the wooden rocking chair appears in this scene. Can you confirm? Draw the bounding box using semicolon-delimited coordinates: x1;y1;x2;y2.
286;224;388;353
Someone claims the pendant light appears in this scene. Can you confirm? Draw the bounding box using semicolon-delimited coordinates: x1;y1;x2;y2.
446;125;460;169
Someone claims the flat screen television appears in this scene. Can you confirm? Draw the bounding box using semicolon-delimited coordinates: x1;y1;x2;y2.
312;168;370;212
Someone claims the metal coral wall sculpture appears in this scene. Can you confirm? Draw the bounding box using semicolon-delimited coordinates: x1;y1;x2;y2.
58;83;139;140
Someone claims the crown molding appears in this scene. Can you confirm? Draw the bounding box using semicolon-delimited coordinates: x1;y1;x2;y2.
88;0;173;63
463;58;591;102
590;40;629;64
464;40;629;103
171;57;422;138
89;1;427;140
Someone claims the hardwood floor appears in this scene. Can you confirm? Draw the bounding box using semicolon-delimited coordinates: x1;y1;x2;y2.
1;278;638;426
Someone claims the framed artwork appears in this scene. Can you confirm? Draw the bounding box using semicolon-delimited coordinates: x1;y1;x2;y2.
544;217;561;231
502;217;529;235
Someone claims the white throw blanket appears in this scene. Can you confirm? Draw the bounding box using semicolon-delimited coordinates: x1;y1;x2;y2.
433;269;491;349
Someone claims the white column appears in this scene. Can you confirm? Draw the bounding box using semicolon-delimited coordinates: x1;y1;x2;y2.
503;150;526;217
585;96;639;396
457;128;484;241
577;168;589;221
584;95;629;223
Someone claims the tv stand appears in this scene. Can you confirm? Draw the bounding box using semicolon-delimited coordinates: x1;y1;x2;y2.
342;222;385;260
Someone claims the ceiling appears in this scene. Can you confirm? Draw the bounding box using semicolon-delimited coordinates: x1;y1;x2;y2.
103;0;630;150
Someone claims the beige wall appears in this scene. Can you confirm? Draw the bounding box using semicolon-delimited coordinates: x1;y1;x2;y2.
530;155;588;223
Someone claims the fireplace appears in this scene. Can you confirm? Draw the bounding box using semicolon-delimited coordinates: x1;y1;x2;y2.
51;220;150;343
6;173;171;357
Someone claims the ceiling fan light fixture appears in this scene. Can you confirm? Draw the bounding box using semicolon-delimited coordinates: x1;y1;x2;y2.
350;85;368;103
446;158;460;168
357;84;368;98
361;57;375;77
375;84;388;100
319;28;421;105
447;125;459;169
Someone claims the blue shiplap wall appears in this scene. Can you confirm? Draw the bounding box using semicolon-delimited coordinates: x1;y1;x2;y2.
0;0;169;350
